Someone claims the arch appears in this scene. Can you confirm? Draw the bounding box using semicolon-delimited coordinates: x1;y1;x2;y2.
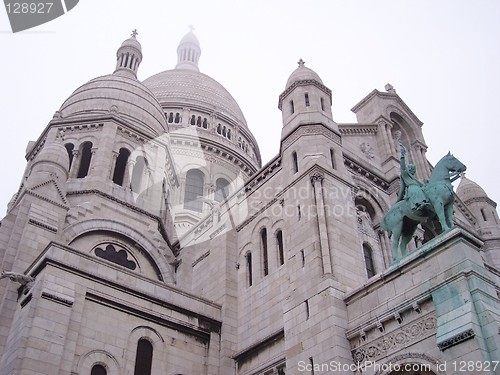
64;220;174;283
352;177;390;224
133;338;153;375
77;350;120;375
65;143;74;170
131;156;148;193
388;110;420;151
184;169;204;212
91;364;107;375
292;151;298;174
363;242;375;278
126;326;164;375
260;227;268;276
215;178;230;202
190;114;196;125
112;148;131;186
77;141;93;178
276;229;284;266
245;251;253;287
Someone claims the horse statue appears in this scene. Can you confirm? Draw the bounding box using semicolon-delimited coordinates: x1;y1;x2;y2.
381;148;466;262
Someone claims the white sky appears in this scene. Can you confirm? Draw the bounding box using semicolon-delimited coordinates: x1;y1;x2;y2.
1;0;499;214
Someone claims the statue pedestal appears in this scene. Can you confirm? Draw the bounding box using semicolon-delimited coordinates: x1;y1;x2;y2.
345;228;500;373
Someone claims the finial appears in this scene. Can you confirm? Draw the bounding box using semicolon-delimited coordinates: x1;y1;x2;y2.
188;24;195;32
131;29;138;38
298;58;305;67
385;83;396;94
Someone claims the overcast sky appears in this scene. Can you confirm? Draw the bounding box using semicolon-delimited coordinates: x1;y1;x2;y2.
1;0;499;214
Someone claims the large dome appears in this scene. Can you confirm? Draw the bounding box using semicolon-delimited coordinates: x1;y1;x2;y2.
143;69;248;128
59;74;167;136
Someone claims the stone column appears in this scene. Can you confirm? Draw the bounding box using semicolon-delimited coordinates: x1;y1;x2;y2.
310;173;332;275
68;149;79;178
378;121;392;159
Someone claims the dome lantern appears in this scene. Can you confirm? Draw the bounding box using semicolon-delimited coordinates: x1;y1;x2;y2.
175;26;201;72
114;29;143;78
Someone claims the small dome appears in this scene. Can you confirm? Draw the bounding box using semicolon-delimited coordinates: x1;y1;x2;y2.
144;69;248;128
285;59;323;89
457;176;489;203
179;29;200;46
59;74;168;136
120;36;142;52
33;142;70;172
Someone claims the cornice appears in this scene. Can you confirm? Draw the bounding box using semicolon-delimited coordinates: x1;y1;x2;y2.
339;123;378;136
281;122;341;151
350;89;423;127
343;155;391;193
278;79;332;109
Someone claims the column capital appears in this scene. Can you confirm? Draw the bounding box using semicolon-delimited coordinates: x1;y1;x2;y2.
310;172;324;186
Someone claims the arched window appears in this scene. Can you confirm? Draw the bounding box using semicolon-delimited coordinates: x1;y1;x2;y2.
184;169;204;212
77;141;93;178
330;148;336;169
91;364;107;375
197;116;202;126
290;100;294;114
202;118;208;129
190;115;196;125
320;97;325;111
217;124;222;134
174;113;180;123
246;252;253;287
292;151;298;174
215;178;230;202
112;148;130;186
168;112;174;123
363;243;375;278
227;129;231;139
65;143;74;170
131;156;147;193
261;228;268;276
276;230;284;266
133;338;153;375
305;93;310;107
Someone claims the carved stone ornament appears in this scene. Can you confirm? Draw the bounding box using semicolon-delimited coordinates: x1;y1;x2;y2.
310;173;324;186
352;313;436;364
360;142;375;159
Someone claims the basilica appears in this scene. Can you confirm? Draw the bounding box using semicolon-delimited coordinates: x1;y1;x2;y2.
0;29;499;375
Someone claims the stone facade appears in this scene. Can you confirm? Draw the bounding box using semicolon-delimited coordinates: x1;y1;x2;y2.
1;31;499;375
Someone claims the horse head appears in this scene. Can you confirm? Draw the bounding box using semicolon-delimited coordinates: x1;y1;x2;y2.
430;152;467;182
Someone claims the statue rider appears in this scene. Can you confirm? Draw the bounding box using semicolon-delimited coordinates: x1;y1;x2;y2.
397;143;428;211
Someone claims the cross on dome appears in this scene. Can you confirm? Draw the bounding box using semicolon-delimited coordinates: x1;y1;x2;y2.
298;58;305;67
131;29;138;38
188;24;195;32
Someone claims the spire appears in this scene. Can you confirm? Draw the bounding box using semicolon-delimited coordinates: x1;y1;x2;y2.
114;30;143;78
175;26;201;72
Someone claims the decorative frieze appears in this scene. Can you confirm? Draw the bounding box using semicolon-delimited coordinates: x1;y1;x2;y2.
281;123;341;151
352;313;436;364
437;328;475;351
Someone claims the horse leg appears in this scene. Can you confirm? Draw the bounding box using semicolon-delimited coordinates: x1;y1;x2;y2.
445;202;454;228
434;199;450;231
400;222;417;256
391;222;403;263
